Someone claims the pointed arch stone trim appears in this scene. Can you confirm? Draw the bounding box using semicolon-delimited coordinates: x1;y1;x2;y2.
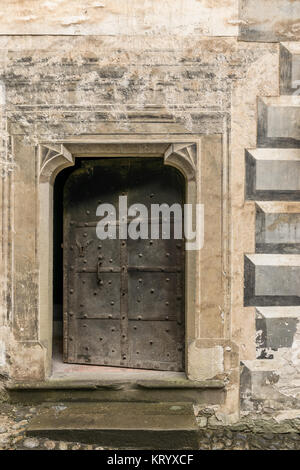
164;143;197;181
39;143;75;183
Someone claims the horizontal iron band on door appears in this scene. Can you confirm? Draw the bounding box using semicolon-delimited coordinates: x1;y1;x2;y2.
73;218;184;227
75;266;182;273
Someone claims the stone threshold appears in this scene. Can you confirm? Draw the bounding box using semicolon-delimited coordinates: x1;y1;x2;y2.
6;378;225;391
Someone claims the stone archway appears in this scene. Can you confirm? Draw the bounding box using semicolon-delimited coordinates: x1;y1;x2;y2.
39;141;199;377
5;129;238;422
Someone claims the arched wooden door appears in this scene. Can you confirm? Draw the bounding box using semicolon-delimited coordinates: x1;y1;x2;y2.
63;157;185;371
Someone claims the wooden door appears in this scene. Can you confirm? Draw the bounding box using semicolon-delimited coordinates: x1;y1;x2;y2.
63;158;185;371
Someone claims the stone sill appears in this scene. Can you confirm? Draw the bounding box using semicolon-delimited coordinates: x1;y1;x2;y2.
6;378;225;391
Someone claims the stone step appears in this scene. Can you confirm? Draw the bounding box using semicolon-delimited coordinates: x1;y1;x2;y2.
257;96;300;148
256;307;300;355
255;202;300;253
244;254;300;306
26;402;199;449
246;149;300;200
280;43;300;95
6;378;225;405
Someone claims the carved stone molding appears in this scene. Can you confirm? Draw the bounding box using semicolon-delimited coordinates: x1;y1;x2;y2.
164;143;197;181
39;143;74;183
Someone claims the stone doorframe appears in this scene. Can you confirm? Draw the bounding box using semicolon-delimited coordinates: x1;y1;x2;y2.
2;106;239;420
39;139;199;375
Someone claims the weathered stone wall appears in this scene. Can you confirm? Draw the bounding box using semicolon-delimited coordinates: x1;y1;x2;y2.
240;0;300;42
0;1;299;41
0;0;299;427
0;0;239;36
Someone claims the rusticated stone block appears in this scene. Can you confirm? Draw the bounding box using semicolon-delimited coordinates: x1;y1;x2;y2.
256;202;300;253
257;97;300;148
280;43;300;95
244;254;300;306
246;149;300;200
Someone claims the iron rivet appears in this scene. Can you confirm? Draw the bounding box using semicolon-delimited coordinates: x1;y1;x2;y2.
165;302;169;306
166;278;170;282
150;289;154;293
122;355;126;360
165;316;169;320
136;351;139;355
108;314;112;319
80;303;84;307
83;259;87;264
84;233;88;237
138;253;143;258
108;280;112;284
110;301;114;305
149;240;153;245
85;346;89;351
109;258;113;263
138;315;142;320
83;324;87;328
137;299;141;303
138;278;142;283
86;210;90;215
149;341;153;345
99;337;103;341
70;289;74;294
94;292;97;295
166;253;170;257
